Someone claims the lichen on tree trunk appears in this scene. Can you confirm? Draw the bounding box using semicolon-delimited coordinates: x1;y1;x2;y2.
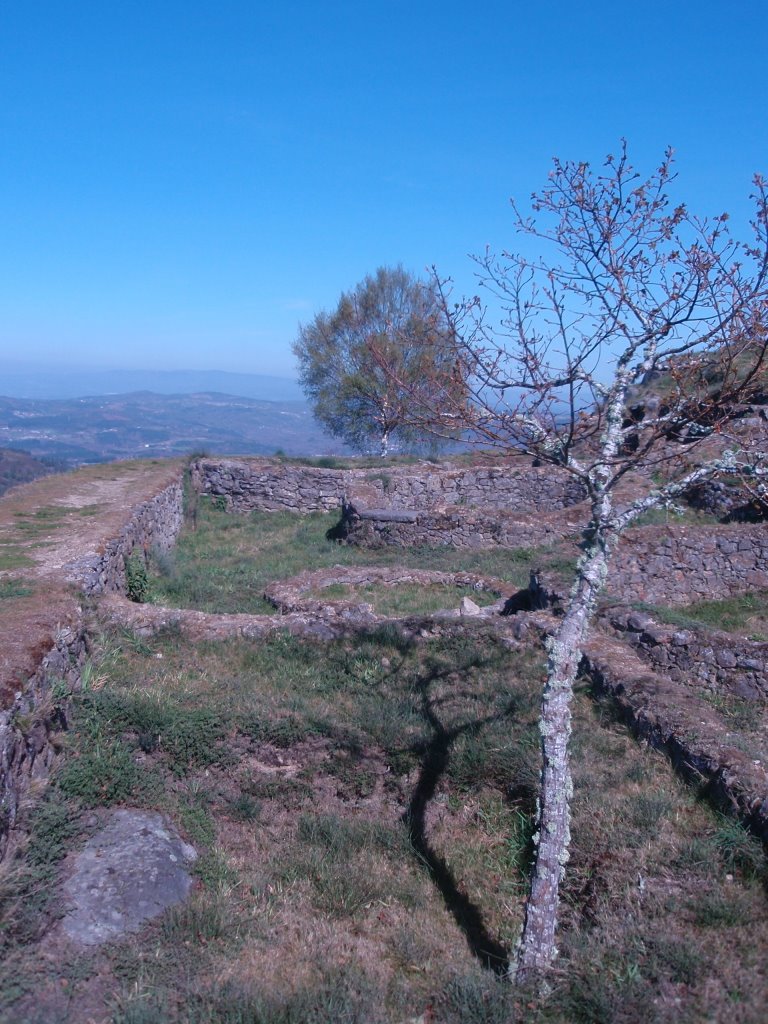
514;542;610;981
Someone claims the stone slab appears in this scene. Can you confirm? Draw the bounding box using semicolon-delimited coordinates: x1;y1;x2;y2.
62;809;197;946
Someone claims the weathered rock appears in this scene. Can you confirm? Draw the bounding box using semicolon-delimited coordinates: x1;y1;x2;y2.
627;612;653;632
61;809;197;946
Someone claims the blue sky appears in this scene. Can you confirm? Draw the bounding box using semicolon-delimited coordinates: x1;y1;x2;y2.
1;1;766;380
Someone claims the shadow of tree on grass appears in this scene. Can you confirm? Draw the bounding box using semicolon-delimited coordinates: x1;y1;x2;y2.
400;657;522;975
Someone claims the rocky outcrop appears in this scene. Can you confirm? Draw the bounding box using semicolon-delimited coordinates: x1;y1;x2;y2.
61;809;197;946
684;478;767;522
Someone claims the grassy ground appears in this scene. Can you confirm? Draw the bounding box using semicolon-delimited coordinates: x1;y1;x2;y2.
305;582;500;616
2;623;767;1023
269;452;501;470
148;499;577;615
633;590;768;640
628;506;722;528
0;546;35;571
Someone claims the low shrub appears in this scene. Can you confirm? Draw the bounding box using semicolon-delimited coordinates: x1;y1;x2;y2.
124;553;149;603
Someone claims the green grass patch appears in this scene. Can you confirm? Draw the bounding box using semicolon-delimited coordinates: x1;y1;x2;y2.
56;739;142;806
76;503;105;517
306;581;500;616
630;505;721;528
148;499;571;614
0;578;33;600
72;688;232;776
11;504;71;537
0;791;83;960
4;606;768;1021
631;590;768;638
0;547;34;571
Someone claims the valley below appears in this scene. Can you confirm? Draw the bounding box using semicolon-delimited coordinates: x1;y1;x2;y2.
0;390;348;467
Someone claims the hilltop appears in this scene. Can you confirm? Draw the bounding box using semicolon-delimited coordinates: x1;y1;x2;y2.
0;452;766;1022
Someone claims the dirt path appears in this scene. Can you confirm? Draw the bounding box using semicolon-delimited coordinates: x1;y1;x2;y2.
0;459;182;702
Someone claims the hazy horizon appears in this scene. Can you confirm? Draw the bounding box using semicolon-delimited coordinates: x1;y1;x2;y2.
0;365;303;402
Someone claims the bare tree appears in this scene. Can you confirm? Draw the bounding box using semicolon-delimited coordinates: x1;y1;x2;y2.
379;145;768;982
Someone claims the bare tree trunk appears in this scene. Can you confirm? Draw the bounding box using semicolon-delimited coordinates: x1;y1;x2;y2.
380;429;390;458
514;542;609;982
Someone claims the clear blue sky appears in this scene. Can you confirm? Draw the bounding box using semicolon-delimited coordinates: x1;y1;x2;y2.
1;1;766;379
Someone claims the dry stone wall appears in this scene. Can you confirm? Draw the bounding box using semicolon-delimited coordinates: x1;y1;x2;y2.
0;619;87;859
342;505;584;550
191;458;587;516
531;524;768;610
348;463;587;512
6;455;767;864
65;480;184;595
582;629;768;841
606;607;768;700
609;524;768;605
0;479;184;861
193;460;768;610
192;459;348;512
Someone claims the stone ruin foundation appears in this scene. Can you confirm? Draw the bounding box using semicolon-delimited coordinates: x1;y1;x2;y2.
2;454;768;867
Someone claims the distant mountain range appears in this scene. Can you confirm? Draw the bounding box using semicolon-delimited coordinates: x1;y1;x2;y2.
0;367;304;402
0;391;350;466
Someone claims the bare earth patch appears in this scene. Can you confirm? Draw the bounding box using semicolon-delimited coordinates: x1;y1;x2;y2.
0;460;182;703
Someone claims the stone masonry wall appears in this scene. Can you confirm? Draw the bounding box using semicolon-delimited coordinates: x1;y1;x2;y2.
194;459;768;605
606;607;768;700
6;457;767;862
342;505;585;550
608;524;768;605
349;463;587;513
191;458;587;515
65;480;184;595
531;525;768;609
192;459;348;512
0;478;185;861
0;619;87;860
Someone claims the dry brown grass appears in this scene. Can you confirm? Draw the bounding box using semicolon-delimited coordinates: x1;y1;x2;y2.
3;460;768;1023
3;623;767;1023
